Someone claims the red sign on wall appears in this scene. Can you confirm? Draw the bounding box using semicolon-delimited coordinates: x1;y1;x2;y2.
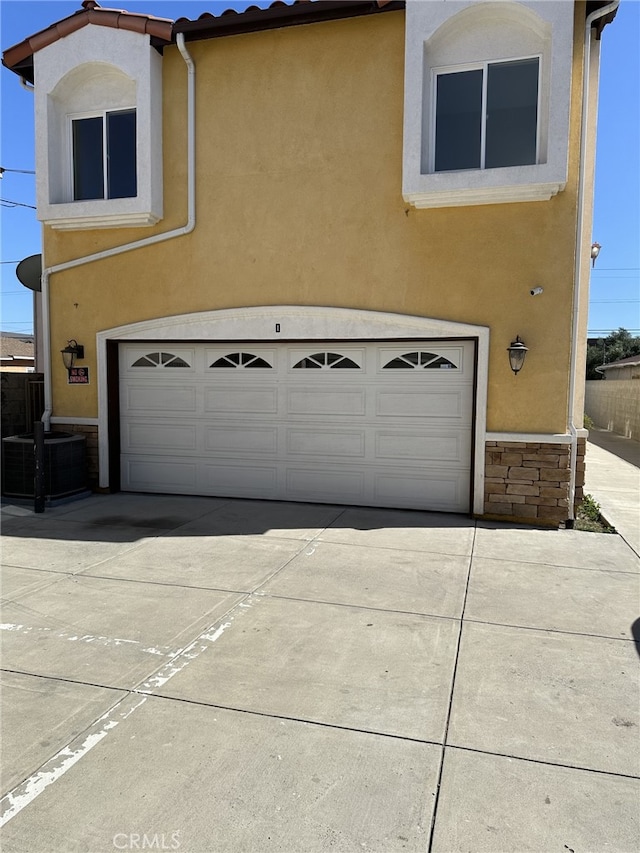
67;367;90;385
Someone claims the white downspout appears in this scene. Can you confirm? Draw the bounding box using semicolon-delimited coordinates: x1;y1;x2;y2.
40;32;195;430
566;0;619;526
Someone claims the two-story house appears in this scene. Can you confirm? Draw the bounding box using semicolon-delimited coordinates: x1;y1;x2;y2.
2;0;618;525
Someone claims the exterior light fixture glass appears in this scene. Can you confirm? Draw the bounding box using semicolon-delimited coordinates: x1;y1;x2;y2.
61;340;84;370
507;336;528;375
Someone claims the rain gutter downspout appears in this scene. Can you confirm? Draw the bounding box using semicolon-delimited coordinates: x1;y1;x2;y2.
566;0;619;527
40;32;195;430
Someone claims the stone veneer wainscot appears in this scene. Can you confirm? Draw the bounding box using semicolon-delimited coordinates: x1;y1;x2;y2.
483;439;586;527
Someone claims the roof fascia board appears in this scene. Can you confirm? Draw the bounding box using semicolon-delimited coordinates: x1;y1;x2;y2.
173;1;404;43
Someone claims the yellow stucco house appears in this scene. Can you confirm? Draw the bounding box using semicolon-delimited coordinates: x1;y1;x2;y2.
2;0;618;526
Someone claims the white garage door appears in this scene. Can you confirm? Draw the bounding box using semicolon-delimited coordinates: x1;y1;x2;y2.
119;340;475;512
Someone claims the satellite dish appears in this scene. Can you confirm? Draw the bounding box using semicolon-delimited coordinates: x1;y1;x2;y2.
16;254;42;292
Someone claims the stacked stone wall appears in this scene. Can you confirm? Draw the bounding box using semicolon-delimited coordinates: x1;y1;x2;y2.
484;438;586;527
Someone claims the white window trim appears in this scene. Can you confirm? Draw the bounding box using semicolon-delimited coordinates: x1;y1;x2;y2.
402;0;573;210
67;106;137;203
34;26;163;230
429;54;542;174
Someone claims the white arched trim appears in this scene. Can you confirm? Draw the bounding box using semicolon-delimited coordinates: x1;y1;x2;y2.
97;306;489;513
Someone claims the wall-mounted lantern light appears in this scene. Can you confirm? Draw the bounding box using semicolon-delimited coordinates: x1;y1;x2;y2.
590;242;601;267
507;336;528;375
61;340;84;370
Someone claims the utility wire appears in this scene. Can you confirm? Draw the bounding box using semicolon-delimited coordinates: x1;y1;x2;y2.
0;167;35;176
0;198;36;209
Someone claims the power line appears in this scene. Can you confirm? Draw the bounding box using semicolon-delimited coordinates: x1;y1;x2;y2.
0;167;35;176
0;198;36;209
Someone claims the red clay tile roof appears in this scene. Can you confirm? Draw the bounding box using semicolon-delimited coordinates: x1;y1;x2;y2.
2;0;617;84
2;1;173;83
2;1;402;82
173;0;405;41
173;1;403;42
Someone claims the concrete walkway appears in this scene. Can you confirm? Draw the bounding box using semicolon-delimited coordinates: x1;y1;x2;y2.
1;489;638;853
586;427;640;556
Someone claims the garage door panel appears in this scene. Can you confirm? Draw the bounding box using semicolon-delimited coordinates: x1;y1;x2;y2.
124;422;197;453
123;459;198;491
204;426;278;455
204;387;278;415
375;389;466;419
286;467;365;502
199;462;277;496
375;431;470;463
376;346;466;372
287;388;366;417
286;428;365;458
373;470;468;512
123;384;197;414
119;340;475;512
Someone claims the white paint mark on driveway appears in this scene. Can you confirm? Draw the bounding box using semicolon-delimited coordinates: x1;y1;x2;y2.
0;593;260;826
0;623;179;657
0;695;147;828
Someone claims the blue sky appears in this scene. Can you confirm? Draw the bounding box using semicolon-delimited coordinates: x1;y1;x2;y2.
1;0;638;337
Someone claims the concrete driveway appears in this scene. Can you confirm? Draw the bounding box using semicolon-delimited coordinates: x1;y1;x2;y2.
1;494;639;853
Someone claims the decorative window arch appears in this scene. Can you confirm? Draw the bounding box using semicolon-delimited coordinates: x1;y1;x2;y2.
209;352;272;369
131;352;190;368
383;352;457;370
293;352;360;369
402;1;572;208
34;25;164;229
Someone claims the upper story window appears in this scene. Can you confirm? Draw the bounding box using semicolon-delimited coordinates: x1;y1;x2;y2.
33;26;163;230
402;1;573;209
72;109;137;201
434;58;539;173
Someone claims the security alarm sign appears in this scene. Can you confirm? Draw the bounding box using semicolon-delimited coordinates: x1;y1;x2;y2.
68;367;90;385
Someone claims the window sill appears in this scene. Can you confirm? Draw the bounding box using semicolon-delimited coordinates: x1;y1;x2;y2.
39;198;162;231
404;180;566;209
403;162;567;210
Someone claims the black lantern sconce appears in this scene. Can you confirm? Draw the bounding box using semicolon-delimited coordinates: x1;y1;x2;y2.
61;340;84;370
507;336;528;375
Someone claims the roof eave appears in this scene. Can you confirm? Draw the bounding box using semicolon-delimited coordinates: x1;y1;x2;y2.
2;5;173;84
173;1;404;43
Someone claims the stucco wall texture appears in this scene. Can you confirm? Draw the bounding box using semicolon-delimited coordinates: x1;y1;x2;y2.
44;7;588;434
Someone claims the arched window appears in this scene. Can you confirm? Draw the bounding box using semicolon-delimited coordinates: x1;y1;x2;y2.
292;352;360;369
132;352;190;368
403;1;572;208
383;352;457;370
209;353;272;369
